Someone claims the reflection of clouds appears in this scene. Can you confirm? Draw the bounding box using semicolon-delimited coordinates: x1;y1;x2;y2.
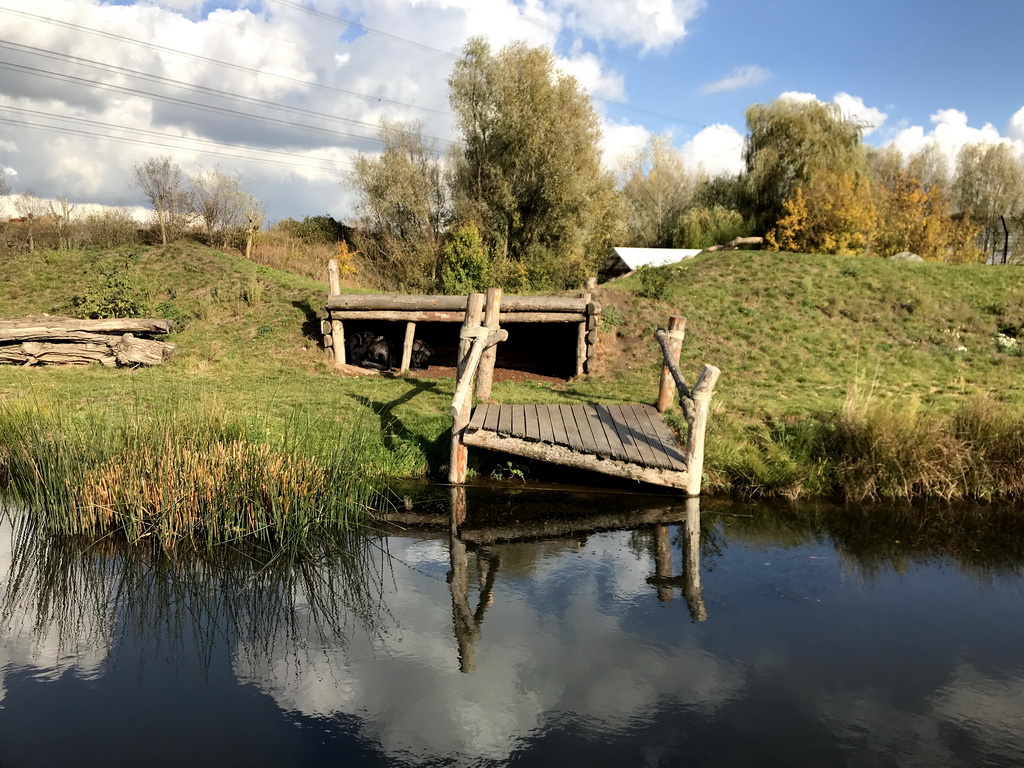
235;532;745;764
0;519;110;703
814;664;1024;767
934;663;1024;757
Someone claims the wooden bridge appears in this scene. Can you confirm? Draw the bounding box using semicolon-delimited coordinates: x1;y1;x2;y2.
448;290;720;495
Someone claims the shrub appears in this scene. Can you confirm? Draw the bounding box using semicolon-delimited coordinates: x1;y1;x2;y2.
438;223;489;294
66;257;149;318
636;264;680;301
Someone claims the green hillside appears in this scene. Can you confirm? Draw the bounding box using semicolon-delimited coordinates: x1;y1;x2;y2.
2;245;1023;501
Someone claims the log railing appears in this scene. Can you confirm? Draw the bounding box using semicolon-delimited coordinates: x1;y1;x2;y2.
655;315;721;496
449;292;508;484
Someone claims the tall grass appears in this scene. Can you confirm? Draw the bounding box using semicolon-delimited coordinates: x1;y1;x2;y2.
710;389;1024;502
0;397;395;551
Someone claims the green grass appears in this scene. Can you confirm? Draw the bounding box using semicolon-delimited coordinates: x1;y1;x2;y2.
3;245;1024;505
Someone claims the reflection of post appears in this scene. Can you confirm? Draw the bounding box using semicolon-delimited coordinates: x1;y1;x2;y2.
450;485;467;530
682;497;707;622
448;532;479;673
653;525;673;603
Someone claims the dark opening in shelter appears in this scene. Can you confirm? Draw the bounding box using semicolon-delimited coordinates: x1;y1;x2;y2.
342;320;578;379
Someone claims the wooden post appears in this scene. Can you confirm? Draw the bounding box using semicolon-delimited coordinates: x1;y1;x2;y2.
449;293;486;484
400;321;416;373
475;287;502;399
331;319;346;366
327;258;341;296
585;276;598;292
326;260;345;367
450;485;467;530
656;316;686;414
585;301;600;374
684;364;721;497
576;287;592;377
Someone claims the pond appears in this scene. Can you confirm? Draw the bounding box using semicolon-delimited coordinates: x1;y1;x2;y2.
1;484;1023;767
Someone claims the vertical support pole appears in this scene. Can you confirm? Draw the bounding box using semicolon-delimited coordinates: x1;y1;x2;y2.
449;293;485;484
450;485;467;529
585;301;600;374
331;319;346;366
683;496;707;622
653;524;672;603
576;287;592;377
584;276;598;292
327;258;341;295
400;321;416;373
475;287;502;399
657;316;686;414
685;364;721;497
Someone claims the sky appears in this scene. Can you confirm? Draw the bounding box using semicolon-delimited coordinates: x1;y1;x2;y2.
1;0;1023;223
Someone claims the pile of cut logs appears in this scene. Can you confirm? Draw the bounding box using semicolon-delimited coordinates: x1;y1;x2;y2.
0;316;176;367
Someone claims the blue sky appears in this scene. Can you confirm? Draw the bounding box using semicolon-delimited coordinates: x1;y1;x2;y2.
1;0;1021;221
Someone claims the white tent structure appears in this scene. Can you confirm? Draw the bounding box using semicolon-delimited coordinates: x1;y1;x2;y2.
600;247;703;279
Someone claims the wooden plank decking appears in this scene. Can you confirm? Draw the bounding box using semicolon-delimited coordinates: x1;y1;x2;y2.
464;403;690;489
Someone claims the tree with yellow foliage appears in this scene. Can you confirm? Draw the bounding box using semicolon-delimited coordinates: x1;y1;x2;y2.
874;170;980;262
766;169;874;255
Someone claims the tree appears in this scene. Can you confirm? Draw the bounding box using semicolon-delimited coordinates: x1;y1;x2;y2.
189;168;251;246
743;98;866;232
48;196;76;252
0;173;9;197
876;169;980;262
620;135;699;248
766;168;875;255
351;119;450;291
954;143;1024;259
14;190;48;252
676;205;750;249
449;38;616;285
132;156;189;245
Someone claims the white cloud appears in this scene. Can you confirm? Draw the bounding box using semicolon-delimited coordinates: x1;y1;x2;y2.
680;123;745;176
833;92;887;135
600;120;653;171
1006;106;1024;143
701;65;770;94
779;90;887;135
0;0;684;221
888;108;1024;169
551;0;705;53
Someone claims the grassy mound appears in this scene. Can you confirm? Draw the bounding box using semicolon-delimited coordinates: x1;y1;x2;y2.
2;245;1024;505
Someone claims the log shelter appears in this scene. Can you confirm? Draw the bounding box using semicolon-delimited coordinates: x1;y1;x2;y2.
320;260;600;377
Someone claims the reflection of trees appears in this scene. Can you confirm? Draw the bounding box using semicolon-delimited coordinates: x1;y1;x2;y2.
1;518;391;668
722;502;1024;578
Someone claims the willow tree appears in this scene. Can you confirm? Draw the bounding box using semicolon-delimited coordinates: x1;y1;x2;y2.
449;38;616;288
743;98;866;232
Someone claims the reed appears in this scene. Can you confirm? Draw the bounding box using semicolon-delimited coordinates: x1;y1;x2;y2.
707;389;1024;502
0;397;393;550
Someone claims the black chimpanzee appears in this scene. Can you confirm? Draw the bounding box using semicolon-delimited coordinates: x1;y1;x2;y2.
347;330;391;370
410;339;433;369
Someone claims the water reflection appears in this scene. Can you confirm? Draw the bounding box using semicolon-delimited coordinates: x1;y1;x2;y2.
2;492;1024;766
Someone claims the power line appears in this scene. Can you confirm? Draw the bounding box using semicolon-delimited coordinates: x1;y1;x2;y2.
0;6;452;117
0;60;394;152
0;39;454;151
0;112;352;173
0;104;354;172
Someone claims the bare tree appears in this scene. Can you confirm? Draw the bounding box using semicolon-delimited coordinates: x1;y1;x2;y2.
132;156;189;245
244;201;265;260
14;190;48;252
48;196;76;251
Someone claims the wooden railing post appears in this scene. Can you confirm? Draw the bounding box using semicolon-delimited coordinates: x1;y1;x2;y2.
656;316;686;413
449;293;485;484
327;258;341;296
685;364;720;497
475;287;502;399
